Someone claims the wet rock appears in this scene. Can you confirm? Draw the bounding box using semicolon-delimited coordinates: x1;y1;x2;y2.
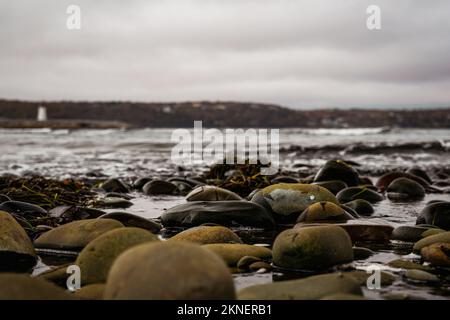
416;202;450;230
203;243;272;267
237;256;262;270
74;284;105;300
161;201;275;229
345;270;396;286
0;273;74;300
143;180;179;195
98;212;162;233
406;167;432;184
386;178;425;200
37;264;71;287
421;228;445;238
0;200;47;216
404;269;439;283
387;259;433;272
0;211;37;272
312;180;348;195
251;183;338;224
376;171;430;192
34;219;124;250
272;226;353;271
313;160;360;187
186;185;242;201
132;177;152;190
420;243;450;267
49;206;105;223
296;201;354;223
170;181;192;194
340;205;360;218
101;178;130;193
94;197;133;209
104;242;236;299
413;231;450;253
336;187;383;203
392;225;433;242
169;226;242;244
105;192;133;200
353;247;375;259
238;272;362;300
76;227;158;285
343;199;374;216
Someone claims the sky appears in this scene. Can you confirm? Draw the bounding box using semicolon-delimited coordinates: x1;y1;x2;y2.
0;0;450;109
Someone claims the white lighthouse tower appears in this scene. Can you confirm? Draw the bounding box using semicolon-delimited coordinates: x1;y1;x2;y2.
37;106;48;122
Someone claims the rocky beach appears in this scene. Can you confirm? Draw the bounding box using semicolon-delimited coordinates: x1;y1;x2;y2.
0;127;449;300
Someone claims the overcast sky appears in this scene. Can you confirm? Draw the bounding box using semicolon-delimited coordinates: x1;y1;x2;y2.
1;0;450;109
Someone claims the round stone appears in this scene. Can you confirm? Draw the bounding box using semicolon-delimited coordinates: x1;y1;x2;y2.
404;269;439;283
313;160;360;187
376;171;429;192
0;200;47;216
98;212;161;233
169;226;242;244
75;227;159;285
336;187;383;203
142;180;179;195
237;256;262;270
312;180;348;195
387;178;425;200
392;225;432;242
272;226;353;270
203;243;272;267
416;202;450;230
101;178;130;193
186;186;242;201
104;242;236;299
413;231;450;253
420;243;450;267
343;199;374;216
406;167;432;184
296;201;355;223
251;183;339;224
34;219;124;250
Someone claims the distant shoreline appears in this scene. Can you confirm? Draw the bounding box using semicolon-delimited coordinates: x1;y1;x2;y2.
0;119;131;129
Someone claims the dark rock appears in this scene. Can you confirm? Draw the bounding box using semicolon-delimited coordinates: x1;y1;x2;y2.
186;186;242;201
296;201;354;223
386;178;425;200
161;201;275;229
312;180;348;195
101;178;130;193
49;206;105;223
336;187;383;203
416;202;450;230
376;171;429;192
98;212;162;233
406;167;432;184
95;197;133;209
271;176;298;184
343;199;374;216
0;200;47;216
313;160;360;187
142;180;179;195
0;194;11;203
352;247;375;259
132;177;152;190
105;192;133;200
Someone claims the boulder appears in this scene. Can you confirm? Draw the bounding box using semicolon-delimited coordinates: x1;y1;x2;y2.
416;202;450;230
101;178;130;193
132;177;152;190
75;227;159;285
186;186;242;201
313;160;360;187
34;219;124;250
98;212;161;233
272;226;353;271
104;242;236;299
238;272;362;300
312;180;348;195
296;201;354;223
386;178;425;200
203;243;272;267
169;226;242;244
376;171;429;192
0;211;37;272
336;187;383;203
392;225;433;242
251;183;338;224
0;200;47;216
161;201;275;229
406;167;432;184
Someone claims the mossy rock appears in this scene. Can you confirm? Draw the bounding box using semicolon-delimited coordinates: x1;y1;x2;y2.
74;284;105;300
34;219;124;250
169;226;242;244
272;226;353;271
251;183;339;224
186;186;242;201
0;273;75;300
413;231;450;253
336;187;383;204
203;243;272;267
76;227;159;285
104;242;236;300
0;211;37;272
296;201;354;223
238;272;362;300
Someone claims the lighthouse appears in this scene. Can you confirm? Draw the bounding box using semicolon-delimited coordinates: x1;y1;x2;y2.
37;106;48;122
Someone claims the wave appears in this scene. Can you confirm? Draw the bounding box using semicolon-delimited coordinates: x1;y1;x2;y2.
290;127;391;136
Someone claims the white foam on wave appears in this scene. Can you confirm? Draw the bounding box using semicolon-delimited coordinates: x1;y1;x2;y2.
294;127;390;136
